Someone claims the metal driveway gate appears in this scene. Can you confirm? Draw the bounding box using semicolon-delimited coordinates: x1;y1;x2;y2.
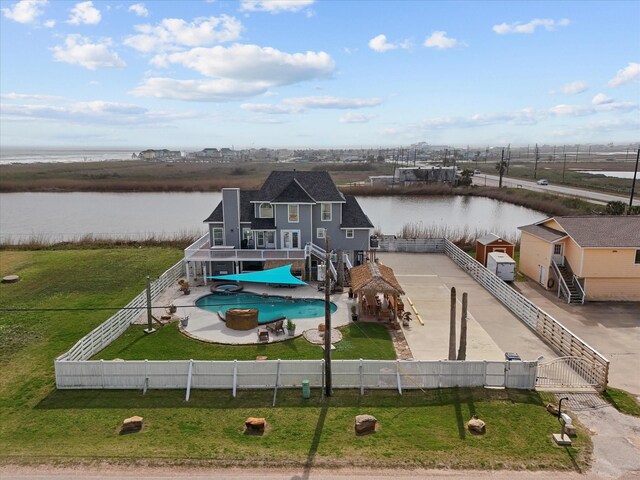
536;356;601;390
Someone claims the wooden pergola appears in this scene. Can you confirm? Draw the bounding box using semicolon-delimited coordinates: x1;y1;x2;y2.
349;262;405;322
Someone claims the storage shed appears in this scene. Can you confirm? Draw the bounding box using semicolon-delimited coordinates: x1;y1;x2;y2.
475;234;515;266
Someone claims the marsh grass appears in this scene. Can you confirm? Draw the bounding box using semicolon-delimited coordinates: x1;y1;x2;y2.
0;231;201;249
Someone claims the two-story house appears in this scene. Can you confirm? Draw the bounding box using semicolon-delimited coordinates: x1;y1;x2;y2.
184;171;374;281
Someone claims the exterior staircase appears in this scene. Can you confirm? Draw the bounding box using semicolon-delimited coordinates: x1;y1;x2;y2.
554;262;585;304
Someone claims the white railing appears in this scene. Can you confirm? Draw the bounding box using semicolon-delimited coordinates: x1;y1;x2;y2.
343;253;353;270
378;238;446;253
573;275;586;304
551;260;572;303
56;261;185;362
55;358;538;392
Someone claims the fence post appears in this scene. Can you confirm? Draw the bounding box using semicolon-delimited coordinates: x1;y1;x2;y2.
232;360;237;398
101;359;105;388
321;359;325;400
396;360;402;395
185;359;193;402
359;358;364;396
272;359;281;407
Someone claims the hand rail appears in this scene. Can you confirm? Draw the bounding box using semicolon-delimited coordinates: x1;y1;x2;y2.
343;253;353;270
551;260;571;304
573;275;586;304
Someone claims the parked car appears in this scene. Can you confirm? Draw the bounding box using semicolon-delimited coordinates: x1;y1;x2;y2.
473;169;481;175
537;179;549;185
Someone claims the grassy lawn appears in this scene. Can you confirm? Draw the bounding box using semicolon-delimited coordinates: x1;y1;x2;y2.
94;322;395;361
602;387;640;417
0;249;591;470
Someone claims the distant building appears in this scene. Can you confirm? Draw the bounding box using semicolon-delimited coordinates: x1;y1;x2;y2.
394;166;456;185
138;149;181;160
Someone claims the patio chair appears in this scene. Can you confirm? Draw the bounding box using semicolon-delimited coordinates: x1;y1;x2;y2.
267;319;285;336
257;329;269;342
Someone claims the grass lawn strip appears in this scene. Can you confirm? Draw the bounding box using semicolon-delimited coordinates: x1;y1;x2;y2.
0;249;591;469
602;388;640;417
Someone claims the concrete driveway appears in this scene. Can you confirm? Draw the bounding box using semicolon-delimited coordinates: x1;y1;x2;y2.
379;253;555;362
515;280;640;395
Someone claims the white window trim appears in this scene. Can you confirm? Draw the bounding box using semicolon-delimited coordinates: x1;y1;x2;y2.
259;202;273;219
345;229;354;239
288;204;299;223
321;203;332;222
281;229;302;249
317;228;325;239
212;227;224;246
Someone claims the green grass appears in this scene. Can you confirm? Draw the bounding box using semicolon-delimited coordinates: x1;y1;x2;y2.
94;322;395;361
0;249;591;470
602;387;640;417
3;388;590;470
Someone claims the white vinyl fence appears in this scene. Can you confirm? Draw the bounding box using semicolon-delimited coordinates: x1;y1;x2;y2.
55;359;537;394
377;238;609;389
56;261;185;362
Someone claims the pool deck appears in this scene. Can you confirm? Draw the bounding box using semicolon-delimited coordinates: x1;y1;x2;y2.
169;284;353;345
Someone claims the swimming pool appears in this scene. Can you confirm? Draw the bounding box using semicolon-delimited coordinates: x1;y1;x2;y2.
196;292;337;324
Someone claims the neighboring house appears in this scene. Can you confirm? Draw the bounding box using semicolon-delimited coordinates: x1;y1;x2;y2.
184;171;374;280
394;166;456;185
518;216;640;302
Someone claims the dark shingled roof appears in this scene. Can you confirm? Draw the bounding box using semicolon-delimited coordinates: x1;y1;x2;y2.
518;224;568;242
554;216;640;247
255;171;345;202
341;194;374;228
271;178;314;203
204;190;258;223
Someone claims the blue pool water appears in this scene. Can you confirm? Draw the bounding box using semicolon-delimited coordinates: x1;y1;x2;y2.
196;292;337;323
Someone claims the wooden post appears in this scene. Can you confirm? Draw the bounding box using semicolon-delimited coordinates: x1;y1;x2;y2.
324;235;332;396
185;359;193;401
448;287;457;360
457;293;468;360
144;276;156;334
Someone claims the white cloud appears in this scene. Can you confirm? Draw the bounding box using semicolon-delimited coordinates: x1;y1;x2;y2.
1;92;63;101
555;80;588;94
124;15;242;53
424;31;463;50
43;18;55;27
239;0;314;13
592;93;613;105
52;35;126;70
1;0;47;24
241;103;298;114
493;18;570;34
130;77;270;101
241;96;382;114
68;1;101;25
128;3;148;17
368;34;411;53
340;112;375;123
158;44;334;85
549;102;637;116
607;62;640;87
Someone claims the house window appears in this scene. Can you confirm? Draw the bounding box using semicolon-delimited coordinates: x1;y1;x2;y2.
317;228;325;239
212;228;224;246
554;244;562;255
636;250;640;264
256;231;275;248
259;203;273;218
345;229;354;239
288;204;299;223
321;203;332;221
242;227;252;241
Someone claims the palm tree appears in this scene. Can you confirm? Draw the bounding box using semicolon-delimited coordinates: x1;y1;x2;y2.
495;148;507;188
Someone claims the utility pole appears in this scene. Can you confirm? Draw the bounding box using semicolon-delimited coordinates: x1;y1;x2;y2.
506;144;511;175
324;233;332;397
562;151;568;183
630;146;639;210
144;276;156;334
575;144;580;163
534;144;540;179
553;145;557;163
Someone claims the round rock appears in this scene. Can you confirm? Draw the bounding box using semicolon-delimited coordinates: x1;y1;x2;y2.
2;275;20;283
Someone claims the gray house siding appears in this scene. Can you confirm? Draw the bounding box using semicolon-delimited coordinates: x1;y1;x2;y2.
274;203;312;248
208;222;224;246
222;189;240;247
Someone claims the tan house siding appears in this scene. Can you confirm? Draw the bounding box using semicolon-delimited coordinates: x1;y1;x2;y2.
563;238;583;275
584;278;640;301
519;232;553;286
582;248;640;278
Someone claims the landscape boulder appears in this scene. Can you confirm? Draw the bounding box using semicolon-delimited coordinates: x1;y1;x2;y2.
1;275;20;283
467;415;486;435
245;417;266;434
546;403;560;416
354;414;377;435
318;323;325;332
564;423;577;437
120;415;143;434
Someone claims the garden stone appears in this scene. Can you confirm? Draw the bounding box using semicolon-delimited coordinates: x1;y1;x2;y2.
565;423;577;437
546;403;560;416
467;415;486;434
245;417;266;433
120;415;143;434
355;414;377;435
1;275;20;283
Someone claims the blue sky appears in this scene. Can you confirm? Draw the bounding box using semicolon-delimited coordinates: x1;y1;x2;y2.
1;0;638;149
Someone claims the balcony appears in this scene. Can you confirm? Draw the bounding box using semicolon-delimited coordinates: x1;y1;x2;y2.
184;234;306;262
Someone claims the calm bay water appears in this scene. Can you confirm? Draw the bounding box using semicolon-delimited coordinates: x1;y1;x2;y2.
0;148;136;164
0;192;545;243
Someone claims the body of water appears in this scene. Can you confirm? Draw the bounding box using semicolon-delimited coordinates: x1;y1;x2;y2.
0;192;545;243
0;148;137;164
578;171;637;179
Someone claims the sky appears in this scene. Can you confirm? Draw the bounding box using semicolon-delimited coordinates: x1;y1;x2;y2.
0;0;639;149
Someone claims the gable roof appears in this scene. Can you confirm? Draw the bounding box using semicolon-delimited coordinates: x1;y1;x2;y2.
519;216;640;247
255;171;345;203
341;194;374;228
552;216;640;247
271;178;315;203
476;233;500;245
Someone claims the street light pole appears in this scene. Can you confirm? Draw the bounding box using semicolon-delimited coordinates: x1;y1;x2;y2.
630;145;639;210
324;233;332;397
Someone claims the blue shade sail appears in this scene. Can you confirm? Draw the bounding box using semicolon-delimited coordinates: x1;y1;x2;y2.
208;264;307;286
